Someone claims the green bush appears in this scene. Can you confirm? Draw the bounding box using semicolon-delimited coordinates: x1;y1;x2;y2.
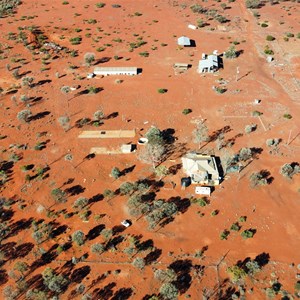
241;229;254;239
283;113;292;119
96;2;105;8
158;88;167;94
220;230;230;240
182;108;192;115
266;35;275;41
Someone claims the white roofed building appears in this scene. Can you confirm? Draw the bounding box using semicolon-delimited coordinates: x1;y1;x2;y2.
94;67;138;76
198;54;219;73
177;36;191;46
182;153;221;185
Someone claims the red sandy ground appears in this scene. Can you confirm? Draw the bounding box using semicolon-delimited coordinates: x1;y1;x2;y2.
0;0;300;299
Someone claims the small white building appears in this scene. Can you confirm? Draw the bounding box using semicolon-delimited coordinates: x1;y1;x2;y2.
198;54;219;73
188;24;197;30
195;186;211;196
94;67;138;76
177;36;191;46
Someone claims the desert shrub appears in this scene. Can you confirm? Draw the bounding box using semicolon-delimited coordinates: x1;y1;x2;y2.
192;197;208;207
58;115;70;131
286;32;294;38
224;45;237;59
214;86;227;94
91;243;105;254
69;36;82;45
139;51;149;57
112;4;121;8
72;230;85;246
266;138;280;147
244;124;257;134
280;163;299;179
60;86;71;94
132;257;145;269
261;22;268;28
283;113;292;119
190;4;207;13
158;88;167;94
0;0;22;17
245;0;261;8
252;110;262;116
182;108;192;115
96;2;105;8
215;14;227;23
220;230;230;240
51;188;67;203
84;52;95;66
264;45;274;55
73;197;88;210
17;109;32;123
159;283;179;300
230;222;241;231
227;265;247;283
266;35;275;41
241;229;254;239
93;110;104;121
239;216;247;222
111;167;121;179
249;171;268;188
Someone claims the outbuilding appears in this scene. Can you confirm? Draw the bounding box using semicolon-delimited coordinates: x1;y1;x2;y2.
94;67;138;76
177;36;191;46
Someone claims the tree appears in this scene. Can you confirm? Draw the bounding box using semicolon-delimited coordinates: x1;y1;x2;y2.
21;76;34;88
60;86;71;94
280;163;299;179
72;230;85;246
159;283;178;300
245;260;261;276
227;265;247;283
154;269;177;283
120;182;136;195
58;115;70;132
244;124;257;134
17;109;32;123
111;167;121;179
84;52;95;66
249;171;268;188
154;165;169;179
245;0;261;9
51;188;67;203
238;147;252;162
93;110;105;121
42;267;68;294
91;243;105;254
193;122;209;149
73;197;89;210
145;126;164;145
132;257;145;269
224;45;237;59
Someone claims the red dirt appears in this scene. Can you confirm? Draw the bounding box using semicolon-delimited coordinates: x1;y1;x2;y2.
0;0;299;299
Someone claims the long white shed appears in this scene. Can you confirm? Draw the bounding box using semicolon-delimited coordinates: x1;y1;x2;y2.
94;67;138;76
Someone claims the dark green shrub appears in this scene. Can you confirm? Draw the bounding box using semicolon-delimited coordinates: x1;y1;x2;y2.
266;35;275;41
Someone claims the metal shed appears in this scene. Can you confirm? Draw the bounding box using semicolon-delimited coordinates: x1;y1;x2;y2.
94;67;138;76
